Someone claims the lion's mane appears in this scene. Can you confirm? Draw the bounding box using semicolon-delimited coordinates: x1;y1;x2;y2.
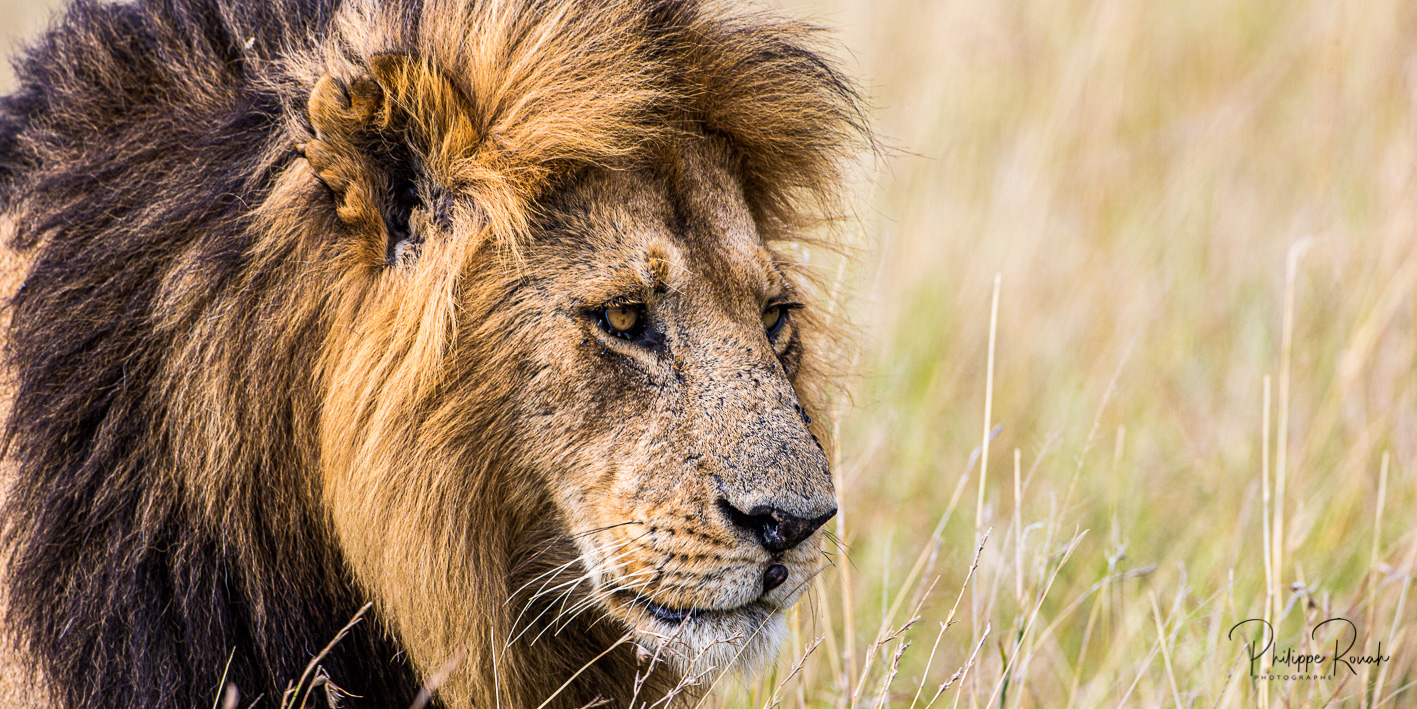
0;0;864;707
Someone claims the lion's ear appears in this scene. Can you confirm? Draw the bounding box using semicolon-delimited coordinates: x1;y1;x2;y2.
301;55;476;266
364;54;479;155
303;73;393;244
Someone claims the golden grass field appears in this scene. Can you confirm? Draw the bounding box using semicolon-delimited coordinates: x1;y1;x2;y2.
2;0;1414;707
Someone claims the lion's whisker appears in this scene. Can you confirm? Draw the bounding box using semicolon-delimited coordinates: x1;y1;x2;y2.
512;533;646;612
507;547;648;648
526;543;643;608
529;573;655;647
542;568;656;632
554;572;654;626
511;533;643;605
552;568;656;623
510;520;647;578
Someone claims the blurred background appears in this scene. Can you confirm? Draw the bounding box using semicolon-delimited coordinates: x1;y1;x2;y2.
2;0;1414;706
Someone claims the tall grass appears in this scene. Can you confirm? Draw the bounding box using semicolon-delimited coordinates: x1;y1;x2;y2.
720;0;1417;706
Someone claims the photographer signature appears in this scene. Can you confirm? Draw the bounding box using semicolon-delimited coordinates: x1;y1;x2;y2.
1229;618;1390;679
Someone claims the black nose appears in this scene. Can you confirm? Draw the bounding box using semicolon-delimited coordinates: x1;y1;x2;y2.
719;500;836;553
763;564;789;593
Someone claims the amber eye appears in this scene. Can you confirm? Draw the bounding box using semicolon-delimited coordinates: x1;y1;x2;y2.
597;305;645;339
762;304;787;337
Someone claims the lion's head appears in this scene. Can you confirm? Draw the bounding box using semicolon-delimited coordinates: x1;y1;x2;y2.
0;1;865;707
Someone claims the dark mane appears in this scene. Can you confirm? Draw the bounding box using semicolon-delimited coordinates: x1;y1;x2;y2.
0;1;416;706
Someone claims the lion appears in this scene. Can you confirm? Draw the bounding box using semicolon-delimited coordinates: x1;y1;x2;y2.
0;0;866;707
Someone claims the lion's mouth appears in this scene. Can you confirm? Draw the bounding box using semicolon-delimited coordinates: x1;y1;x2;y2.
617;591;768;626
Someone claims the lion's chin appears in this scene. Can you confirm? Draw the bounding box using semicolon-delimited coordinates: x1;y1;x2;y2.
619;596;789;682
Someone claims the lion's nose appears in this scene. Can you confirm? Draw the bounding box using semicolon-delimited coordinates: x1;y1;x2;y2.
718;500;837;553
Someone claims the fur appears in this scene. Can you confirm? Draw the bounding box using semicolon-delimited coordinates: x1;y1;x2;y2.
0;0;866;707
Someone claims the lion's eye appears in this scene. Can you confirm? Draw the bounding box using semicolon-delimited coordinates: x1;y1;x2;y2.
598;305;645;339
762;304;788;337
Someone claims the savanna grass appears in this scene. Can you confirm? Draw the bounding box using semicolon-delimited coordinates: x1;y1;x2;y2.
718;0;1417;706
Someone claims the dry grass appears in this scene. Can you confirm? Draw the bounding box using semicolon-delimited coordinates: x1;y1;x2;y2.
727;0;1417;706
2;0;1414;706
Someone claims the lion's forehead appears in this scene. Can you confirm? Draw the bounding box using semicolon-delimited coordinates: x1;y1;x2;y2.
538;141;778;306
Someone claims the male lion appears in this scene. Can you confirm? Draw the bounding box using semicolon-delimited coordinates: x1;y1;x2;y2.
0;0;866;707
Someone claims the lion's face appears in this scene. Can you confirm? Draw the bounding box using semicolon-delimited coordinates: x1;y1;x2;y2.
494;141;838;671
302;45;854;701
314;126;835;685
